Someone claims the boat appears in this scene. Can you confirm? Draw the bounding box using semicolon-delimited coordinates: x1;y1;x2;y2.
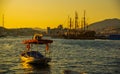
108;34;120;40
20;34;53;65
63;11;96;39
47;11;96;40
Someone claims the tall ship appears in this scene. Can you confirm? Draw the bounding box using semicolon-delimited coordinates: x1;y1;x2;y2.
47;11;96;39
63;11;96;39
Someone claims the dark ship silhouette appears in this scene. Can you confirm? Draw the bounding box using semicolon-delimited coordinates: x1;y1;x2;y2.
48;11;96;39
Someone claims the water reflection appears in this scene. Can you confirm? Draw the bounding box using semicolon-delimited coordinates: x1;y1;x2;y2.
0;64;10;73
21;62;51;74
0;37;120;74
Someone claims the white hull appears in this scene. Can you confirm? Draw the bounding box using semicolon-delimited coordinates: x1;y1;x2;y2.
20;56;51;64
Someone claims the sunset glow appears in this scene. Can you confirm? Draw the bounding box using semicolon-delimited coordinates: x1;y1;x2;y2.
0;0;120;29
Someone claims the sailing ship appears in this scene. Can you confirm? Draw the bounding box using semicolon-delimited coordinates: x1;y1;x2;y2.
63;11;96;39
47;11;96;39
20;34;53;65
108;34;120;40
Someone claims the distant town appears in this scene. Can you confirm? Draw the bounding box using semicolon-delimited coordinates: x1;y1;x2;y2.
46;12;120;40
0;12;120;40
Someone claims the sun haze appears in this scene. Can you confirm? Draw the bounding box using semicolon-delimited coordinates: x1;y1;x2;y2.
0;0;120;29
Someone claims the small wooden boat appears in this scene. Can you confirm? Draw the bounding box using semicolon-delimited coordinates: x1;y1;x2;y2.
20;34;53;65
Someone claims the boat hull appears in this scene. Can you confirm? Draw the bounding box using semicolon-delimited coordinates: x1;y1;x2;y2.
20;56;51;65
20;51;51;65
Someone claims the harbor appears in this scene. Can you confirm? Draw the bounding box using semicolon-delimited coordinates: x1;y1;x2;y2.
46;11;120;40
47;11;96;40
0;0;120;74
0;36;120;74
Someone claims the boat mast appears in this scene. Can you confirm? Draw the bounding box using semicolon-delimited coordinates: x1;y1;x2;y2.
83;10;86;31
75;11;78;30
67;16;72;37
69;17;72;30
81;18;83;31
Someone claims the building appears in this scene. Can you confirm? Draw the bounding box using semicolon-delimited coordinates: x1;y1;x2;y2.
47;25;67;38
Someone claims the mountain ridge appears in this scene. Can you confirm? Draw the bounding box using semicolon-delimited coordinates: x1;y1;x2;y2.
88;18;120;34
0;18;120;36
0;27;46;36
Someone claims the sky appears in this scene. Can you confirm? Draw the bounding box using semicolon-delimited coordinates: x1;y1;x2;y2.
0;0;120;29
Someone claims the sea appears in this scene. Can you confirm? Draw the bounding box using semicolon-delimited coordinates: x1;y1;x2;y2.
0;36;120;74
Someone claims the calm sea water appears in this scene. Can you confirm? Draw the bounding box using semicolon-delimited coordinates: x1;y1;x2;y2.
0;36;120;74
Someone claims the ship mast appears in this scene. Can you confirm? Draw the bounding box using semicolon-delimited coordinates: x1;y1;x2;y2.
69;17;72;30
75;11;78;30
83;10;86;31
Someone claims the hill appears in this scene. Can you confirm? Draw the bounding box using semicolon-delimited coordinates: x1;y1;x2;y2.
88;18;120;34
0;27;46;36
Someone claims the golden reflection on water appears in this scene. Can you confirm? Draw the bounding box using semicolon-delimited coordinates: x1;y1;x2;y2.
21;62;51;74
22;62;33;69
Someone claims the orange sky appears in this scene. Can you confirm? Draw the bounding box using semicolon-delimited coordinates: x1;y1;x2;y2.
0;0;120;29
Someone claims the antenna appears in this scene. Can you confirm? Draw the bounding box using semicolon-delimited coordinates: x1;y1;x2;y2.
2;13;4;27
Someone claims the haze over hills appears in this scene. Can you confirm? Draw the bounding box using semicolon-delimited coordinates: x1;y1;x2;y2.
0;27;46;36
88;18;120;34
0;18;120;36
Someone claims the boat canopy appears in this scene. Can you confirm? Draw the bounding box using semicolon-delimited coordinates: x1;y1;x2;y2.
23;39;53;44
23;34;53;44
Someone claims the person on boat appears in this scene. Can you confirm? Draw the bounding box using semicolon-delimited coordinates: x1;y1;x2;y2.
26;44;31;51
21;44;31;56
33;34;43;41
45;43;50;56
46;43;49;51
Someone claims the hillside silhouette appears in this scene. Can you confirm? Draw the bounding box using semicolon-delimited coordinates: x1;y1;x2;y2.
0;18;120;37
0;27;45;36
88;18;120;34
